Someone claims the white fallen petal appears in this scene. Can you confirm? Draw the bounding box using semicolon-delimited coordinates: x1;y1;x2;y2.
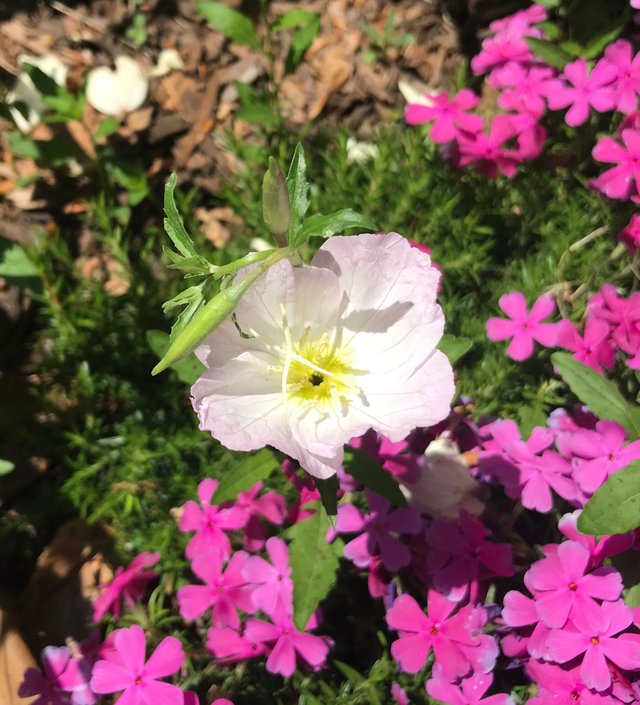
149;48;184;78
346;137;379;164
85;55;149;116
8;53;68;132
398;79;436;107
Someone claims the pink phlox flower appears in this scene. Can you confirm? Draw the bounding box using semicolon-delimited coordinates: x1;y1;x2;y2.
427;671;515;705
90;625;185;705
92;551;160;622
477;419;521;483
618;214;640;254
526;660;617;705
232;482;286;552
471;33;534;76
386;591;492;680
212;700;234;705
455;115;521;178
588;284;640;357
366;553;391;600
244;606;330;677
489;4;547;33
377;435;421;483
405;89;483;143
527;540;623;633
243;537;293;616
544;58;616;126
391;682;410;705
206;626;267;664
179;479;245;561
424;511;513;603
546;600;640;692
591;129;640;202
501;588;551;660
486;292;560;361
507;109;547;160
177;548;254;628
556;318;615;373
495;63;556;116
19;647;77;705
600;40;640;114
553;510;634;567
561;420;640;494
336;491;422;572
634;0;640;8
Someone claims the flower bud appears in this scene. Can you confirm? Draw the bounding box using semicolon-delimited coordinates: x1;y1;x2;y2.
262;157;291;235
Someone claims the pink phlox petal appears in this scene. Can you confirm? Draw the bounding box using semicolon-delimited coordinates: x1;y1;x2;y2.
502;590;538;627
113;625;147;675
252;491;286;524
336;503;366;533
143;637;184;680
427;676;465;705
391;632;432;673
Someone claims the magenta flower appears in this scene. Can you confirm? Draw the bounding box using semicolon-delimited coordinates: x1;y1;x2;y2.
425;511;514;602
471;34;533;76
177;547;253;628
427;672;514;705
244;609;329;676
591;129;640;202
486;292;559;361
385;591;486;680
526;660;616;705
501;589;551;660
233;482;286;552
507;110;547;160
600;40;640;114
555;510;634;567
588;285;640;364
560;420;640;494
545;58;616;126
206;626;267;664
527;540;623;633
546;600;640;692
489;4;547;33
391;683;409;705
19;647;79;705
179;478;245;561
405;89;483;143
93;551;160;622
90;625;184;705
556;318;615;373
495;63;556;116
243;537;293;616
619;214;640;254
455;115;521;178
336;491;422;571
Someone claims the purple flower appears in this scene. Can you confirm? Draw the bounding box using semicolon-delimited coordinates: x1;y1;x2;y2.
546;600;640;692
486;292;559;361
405;90;483;143
527;541;622;633
93;552;160;622
545;58;616;126
591;129;640;202
177;548;254;627
179;479;245;561
243;537;293;617
90;625;185;705
336;491;422;571
427;671;514;705
19;647;76;705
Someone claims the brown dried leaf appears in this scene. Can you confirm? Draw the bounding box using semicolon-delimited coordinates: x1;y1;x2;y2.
195;206;242;248
0;603;36;705
308;45;352;120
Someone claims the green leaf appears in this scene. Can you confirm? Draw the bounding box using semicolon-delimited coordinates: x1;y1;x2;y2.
196;0;259;48
0;459;15;477
315;475;339;516
273;9;318;30
295;209;376;244
213;449;280;503
437;334;472;365
163;248;212;277
95;117;120;139
289;502;342;630
0;238;40;289
22;64;83;120
625;582;640;608
333;661;382;705
551;353;640;440
578;462;640;535
343;448;407;507
285;143;310;248
518;403;547;439
146;329;204;384
583;23;625;59
288;16;321;71
524;37;573;69
164;173;198;258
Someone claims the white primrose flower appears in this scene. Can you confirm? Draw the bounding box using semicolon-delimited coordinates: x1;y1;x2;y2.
192;233;455;479
85;56;148;116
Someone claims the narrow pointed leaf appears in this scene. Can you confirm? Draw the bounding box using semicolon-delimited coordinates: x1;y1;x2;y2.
289;502;342;630
552;353;640;440
285;143;310;248
525;37;572;69
315;475;339;516
196;0;259;48
343;448;407;507
164;173;198;258
213;449;280;503
295;209;376;242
